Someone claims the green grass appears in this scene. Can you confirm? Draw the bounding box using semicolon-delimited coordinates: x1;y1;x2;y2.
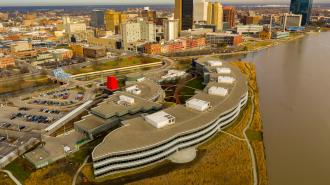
246;129;263;141
186;77;205;90
179;77;205;103
65;56;160;75
5;157;35;183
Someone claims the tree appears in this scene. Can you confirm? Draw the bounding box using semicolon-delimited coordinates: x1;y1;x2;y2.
19;66;29;74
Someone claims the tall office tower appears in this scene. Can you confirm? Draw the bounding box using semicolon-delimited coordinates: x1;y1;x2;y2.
207;1;223;31
290;0;313;25
62;16;71;25
105;10;127;34
121;22;156;50
175;0;194;31
194;0;208;23
91;10;105;28
223;6;236;28
163;18;179;41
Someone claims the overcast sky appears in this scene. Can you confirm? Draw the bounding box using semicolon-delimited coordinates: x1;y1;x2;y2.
0;0;328;6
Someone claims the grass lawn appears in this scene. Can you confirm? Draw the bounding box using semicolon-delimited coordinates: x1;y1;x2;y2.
5;157;35;183
0;75;51;94
0;172;16;185
246;129;263;141
179;77;205;103
65;56;160;75
242;40;274;51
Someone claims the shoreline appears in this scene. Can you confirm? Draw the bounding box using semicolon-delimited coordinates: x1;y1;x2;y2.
170;34;306;60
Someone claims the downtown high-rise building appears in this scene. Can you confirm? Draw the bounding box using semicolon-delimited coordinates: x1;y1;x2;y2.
223;6;236;28
194;0;208;23
91;10;105;28
290;0;313;25
175;0;194;31
207;1;223;31
104;10;127;34
163;18;179;41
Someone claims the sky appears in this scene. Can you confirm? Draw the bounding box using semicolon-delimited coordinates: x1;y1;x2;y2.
0;0;328;6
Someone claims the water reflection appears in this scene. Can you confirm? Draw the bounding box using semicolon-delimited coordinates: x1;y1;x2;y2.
225;32;330;185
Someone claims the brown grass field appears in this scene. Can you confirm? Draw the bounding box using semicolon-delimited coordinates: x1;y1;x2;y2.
0;172;16;185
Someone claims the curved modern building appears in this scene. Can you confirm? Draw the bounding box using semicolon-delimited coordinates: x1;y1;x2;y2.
92;58;249;178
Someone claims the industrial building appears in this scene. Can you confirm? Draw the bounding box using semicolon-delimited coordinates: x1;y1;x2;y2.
91;57;248;178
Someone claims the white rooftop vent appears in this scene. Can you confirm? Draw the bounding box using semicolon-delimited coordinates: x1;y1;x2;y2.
216;67;231;74
186;98;211;112
161;70;186;79
137;77;145;82
145;111;175;128
208;86;228;97
118;95;135;105
126;85;142;95
208;60;222;67
218;76;235;84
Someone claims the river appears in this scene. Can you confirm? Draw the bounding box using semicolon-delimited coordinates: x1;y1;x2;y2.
226;32;330;185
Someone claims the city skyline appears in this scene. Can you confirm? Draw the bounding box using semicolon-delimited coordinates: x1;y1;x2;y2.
0;0;329;6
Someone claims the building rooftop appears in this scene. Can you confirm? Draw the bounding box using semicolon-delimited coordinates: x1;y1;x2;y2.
24;147;50;165
124;78;163;101
91;91;161;119
92;58;248;160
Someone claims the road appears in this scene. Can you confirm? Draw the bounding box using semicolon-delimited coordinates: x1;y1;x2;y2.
72;156;89;185
1;169;22;185
71;55;174;80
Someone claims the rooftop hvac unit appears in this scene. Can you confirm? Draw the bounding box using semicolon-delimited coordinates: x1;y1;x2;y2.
137;77;145;82
161;70;186;79
208;86;228;96
126;85;142;95
218;76;235;84
186;98;211;112
145;111;175;128
118;95;135;104
207;60;222;67
216;67;231;74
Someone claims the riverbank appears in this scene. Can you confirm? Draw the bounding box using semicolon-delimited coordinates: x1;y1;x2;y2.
171;33;305;60
231;62;268;185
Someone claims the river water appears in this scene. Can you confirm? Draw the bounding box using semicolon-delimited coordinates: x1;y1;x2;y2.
227;32;330;185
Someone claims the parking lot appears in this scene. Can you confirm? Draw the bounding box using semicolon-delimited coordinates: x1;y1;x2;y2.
0;106;63;132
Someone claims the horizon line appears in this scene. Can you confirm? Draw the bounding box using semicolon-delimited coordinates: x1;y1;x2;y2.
0;2;328;7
